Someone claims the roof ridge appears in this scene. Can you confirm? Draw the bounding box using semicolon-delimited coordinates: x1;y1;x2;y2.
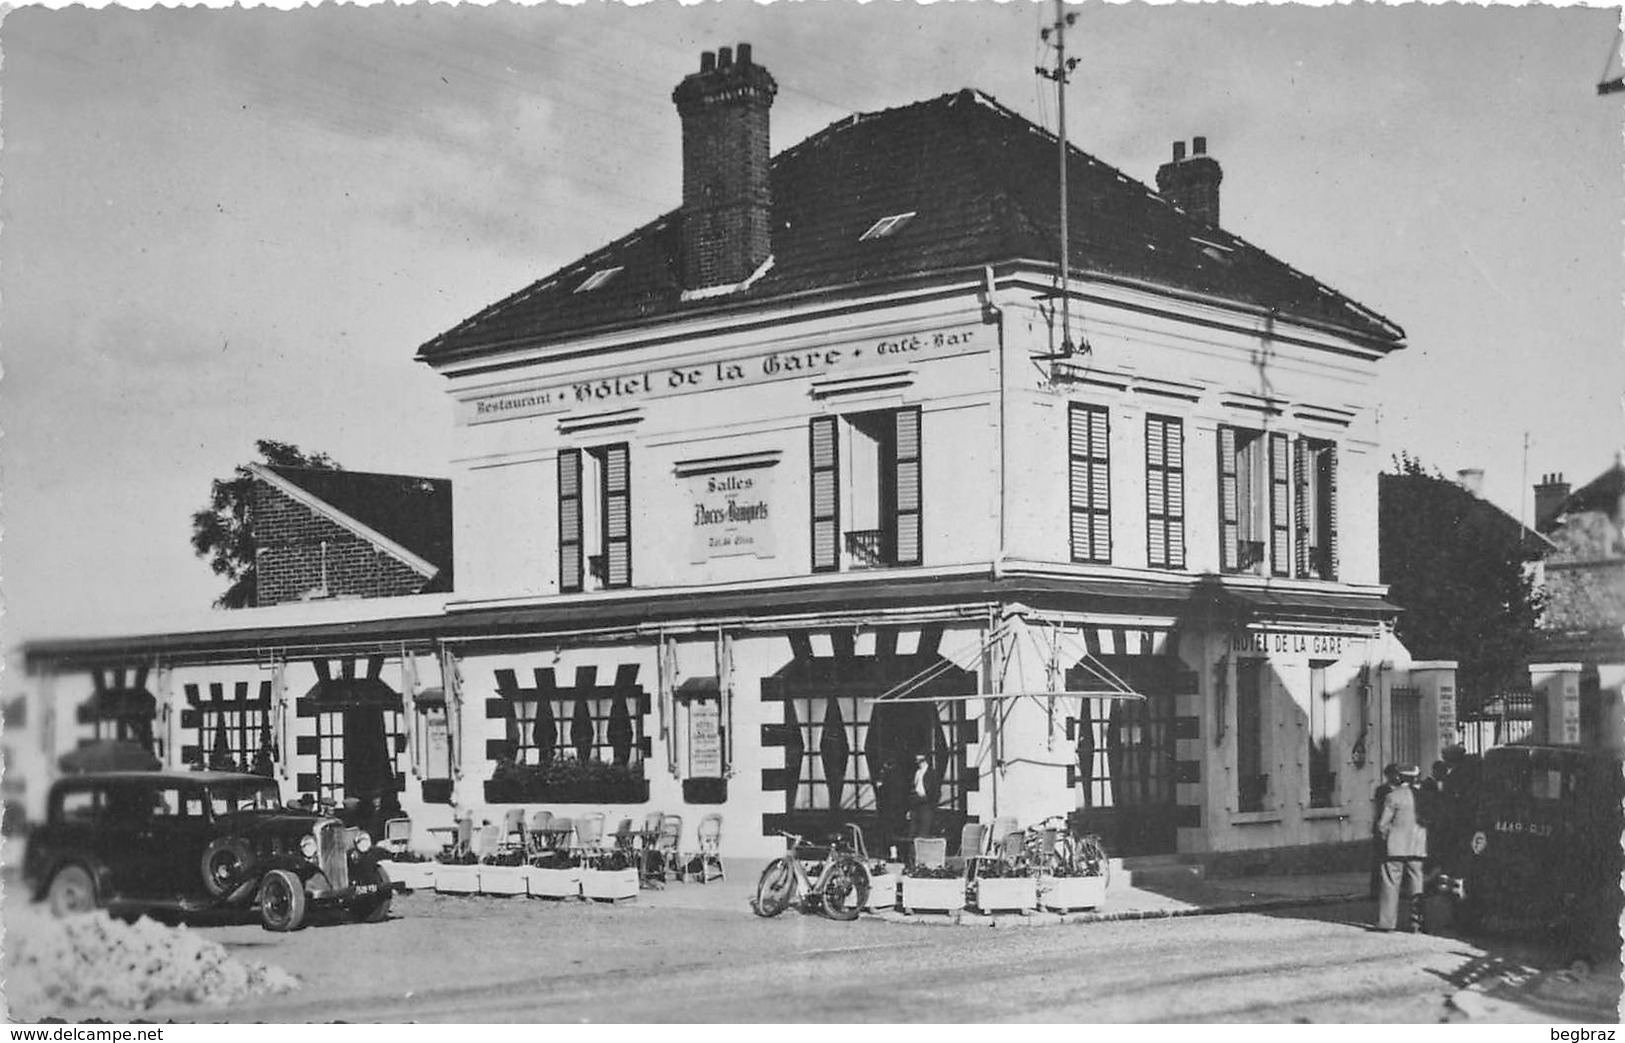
266;463;448;483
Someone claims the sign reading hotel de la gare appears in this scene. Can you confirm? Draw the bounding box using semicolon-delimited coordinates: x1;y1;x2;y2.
457;325;985;426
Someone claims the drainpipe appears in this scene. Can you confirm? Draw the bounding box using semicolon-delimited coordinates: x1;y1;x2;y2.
984;265;1008;582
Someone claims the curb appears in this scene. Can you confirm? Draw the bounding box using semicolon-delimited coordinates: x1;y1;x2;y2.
866;890;1369;927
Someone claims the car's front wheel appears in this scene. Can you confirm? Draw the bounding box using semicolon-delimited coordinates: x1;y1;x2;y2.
258;869;308;932
46;864;99;917
351;861;393;924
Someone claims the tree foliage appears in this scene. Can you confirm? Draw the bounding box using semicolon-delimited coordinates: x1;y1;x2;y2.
1380;452;1546;711
190;440;341;609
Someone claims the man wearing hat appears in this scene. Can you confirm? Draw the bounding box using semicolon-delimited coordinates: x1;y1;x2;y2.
1374;763;1428;931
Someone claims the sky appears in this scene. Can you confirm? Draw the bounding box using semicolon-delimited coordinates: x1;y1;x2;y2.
1;0;1622;651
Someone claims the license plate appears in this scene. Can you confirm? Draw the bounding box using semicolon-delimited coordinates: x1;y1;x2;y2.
352;883;378;897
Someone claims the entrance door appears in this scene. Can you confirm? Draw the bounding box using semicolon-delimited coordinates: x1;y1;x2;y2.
1071;660;1180;856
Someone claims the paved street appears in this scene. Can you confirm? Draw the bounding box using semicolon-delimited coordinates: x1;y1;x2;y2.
66;889;1610;1024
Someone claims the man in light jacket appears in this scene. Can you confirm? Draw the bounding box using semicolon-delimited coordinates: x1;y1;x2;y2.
1374;763;1428;931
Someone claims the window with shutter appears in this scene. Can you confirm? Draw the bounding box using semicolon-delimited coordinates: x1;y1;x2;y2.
1217;426;1240;571
1146;415;1185;569
809;417;840;572
1269;432;1291;577
558;449;583;593
1220;425;1273;574
1297;438;1338;580
1069;403;1111;564
892;407;922;566
602;443;631;588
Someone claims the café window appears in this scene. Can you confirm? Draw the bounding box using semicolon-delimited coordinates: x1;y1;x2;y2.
1235;658;1271;813
809;407;921;572
559;443;631;592
185;681;274;775
1296;438;1338;580
1218;426;1290;575
1145;414;1185;569
1069;403;1111;565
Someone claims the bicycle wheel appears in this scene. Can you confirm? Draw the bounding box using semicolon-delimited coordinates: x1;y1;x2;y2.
753;856;797;918
818;859;870;921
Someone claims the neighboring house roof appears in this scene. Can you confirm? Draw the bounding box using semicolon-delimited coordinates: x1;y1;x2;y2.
418;89;1405;365
259;465;454;587
1543;458;1625;533
1378;472;1554;561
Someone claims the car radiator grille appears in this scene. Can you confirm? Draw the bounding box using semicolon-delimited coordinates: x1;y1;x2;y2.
316;820;350;890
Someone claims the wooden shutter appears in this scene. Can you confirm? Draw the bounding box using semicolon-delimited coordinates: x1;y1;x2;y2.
1146;416;1185;569
1069;404;1111;564
1322;445;1339;580
892;407;922;566
1294;438;1311;578
809;417;840;572
1269;431;1291;577
1217;426;1239;571
558;448;583;593
603;443;631;588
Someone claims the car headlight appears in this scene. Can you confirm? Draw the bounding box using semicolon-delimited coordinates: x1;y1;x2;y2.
299;834;318;859
353;832;372;853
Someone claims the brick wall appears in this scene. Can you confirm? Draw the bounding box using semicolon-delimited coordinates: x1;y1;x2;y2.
253;480;431;606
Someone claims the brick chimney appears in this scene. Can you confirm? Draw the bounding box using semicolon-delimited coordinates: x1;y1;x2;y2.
1456;468;1485;498
1155;137;1223;227
671;44;778;292
1534;472;1571;530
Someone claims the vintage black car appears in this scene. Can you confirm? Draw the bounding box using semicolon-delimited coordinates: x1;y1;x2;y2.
23;770;398;931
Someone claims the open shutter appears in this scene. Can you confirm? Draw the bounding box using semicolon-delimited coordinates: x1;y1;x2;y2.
1294;438;1311;578
603;443;631;588
1166;418;1185;568
1069;404;1111;564
558;448;583;593
1217;426;1239;571
893;407;922;566
1147;419;1166;568
809;417;840;572
1269;431;1291;577
1323;445;1339;580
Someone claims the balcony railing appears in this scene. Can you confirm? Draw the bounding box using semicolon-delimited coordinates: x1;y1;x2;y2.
844;529;887;568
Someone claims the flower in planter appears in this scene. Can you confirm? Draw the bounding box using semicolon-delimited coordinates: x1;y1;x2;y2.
438;850;480;866
902;863;963;879
388;850;430;864
481;850;526;868
975;860;1035;879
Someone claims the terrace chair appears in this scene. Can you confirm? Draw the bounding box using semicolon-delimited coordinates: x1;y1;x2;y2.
532;816;574;866
499;807;528;854
683;813;724;884
439;813;474;862
946;821;985;874
650;813;684;884
472;822;502;862
526;810;554;858
382;816;413;857
610;816;637;858
572;811;607;866
911;836;948;870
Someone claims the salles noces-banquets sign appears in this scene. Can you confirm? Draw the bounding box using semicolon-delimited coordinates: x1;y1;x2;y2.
457;326;984;426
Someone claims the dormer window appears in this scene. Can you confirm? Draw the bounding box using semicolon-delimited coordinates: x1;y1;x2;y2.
858;212;916;241
574;267;624;293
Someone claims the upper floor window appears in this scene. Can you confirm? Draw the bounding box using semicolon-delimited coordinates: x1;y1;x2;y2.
1069;403;1111;565
1297;438;1338;580
810;407;922;572
559;443;631;592
1218;426;1290;576
1145;415;1185;570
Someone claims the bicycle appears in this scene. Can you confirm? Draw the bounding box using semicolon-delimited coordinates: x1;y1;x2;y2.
752;824;872;921
1020;815;1111;889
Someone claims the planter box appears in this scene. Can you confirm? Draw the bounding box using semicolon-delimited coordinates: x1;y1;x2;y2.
580;867;639;901
434;863;480;895
1038;873;1107;912
479;864;528;897
900;875;966;914
864;874;898;912
972;876;1036;914
387;861;435;891
483;777;650;805
525;866;582;899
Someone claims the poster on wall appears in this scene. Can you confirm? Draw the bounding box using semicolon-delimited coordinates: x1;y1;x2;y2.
689;701;723;778
688;467;776;562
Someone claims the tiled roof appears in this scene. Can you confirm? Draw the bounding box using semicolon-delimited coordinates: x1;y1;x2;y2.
418;89;1404;364
265;466;454;583
1545;459;1625;532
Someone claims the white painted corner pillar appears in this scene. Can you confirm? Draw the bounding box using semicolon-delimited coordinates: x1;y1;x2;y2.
1528;662;1583;746
1405;660;1458;766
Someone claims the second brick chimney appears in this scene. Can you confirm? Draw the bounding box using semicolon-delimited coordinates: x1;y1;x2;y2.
1534;472;1571;531
1156;137;1224;228
671;44;778;292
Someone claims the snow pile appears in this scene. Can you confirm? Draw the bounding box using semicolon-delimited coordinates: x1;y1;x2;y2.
5;906;300;1016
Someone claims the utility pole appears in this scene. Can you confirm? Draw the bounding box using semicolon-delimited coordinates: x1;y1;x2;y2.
1037;0;1084;356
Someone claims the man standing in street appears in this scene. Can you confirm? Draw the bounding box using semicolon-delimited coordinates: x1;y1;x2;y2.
909;752;935;839
1374;763;1428;931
